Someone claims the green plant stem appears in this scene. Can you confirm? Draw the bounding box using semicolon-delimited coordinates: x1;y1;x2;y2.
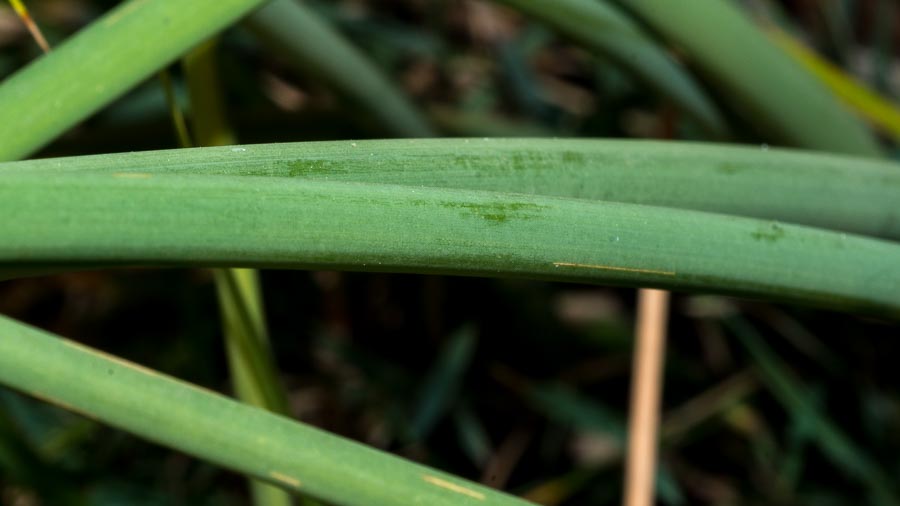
615;0;883;156
215;268;295;506
0;316;533;506
0;171;898;317
3;139;897;241
158;70;194;148
245;0;434;137
214;268;289;417
0;0;269;160
181;39;295;506
493;0;728;137
182;39;237;148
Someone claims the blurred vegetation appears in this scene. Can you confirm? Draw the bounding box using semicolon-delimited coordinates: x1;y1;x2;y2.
0;0;899;505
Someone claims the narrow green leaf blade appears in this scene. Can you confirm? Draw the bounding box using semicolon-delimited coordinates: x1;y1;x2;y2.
246;0;434;137
0;171;898;316
0;0;268;160
0;316;532;506
3;139;897;240
409;326;478;441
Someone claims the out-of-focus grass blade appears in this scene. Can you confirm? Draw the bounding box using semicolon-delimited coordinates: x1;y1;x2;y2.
3;139;897;241
660;370;758;445
779;387;821;493
616;0;883;156
158;70;194;148
7;0;49;53
453;404;493;468
182;39;236;148
522;372;759;503
0;316;533;506
245;0;434;138
0;0;270;160
493;0;729;137
754;306;842;373
521;468;595;506
529;383;624;440
768;28;900;143
1;169;899;316
213;268;289;416
429;106;555;137
525;383;683;504
724;317;899;504
409;326;478;441
0;406;76;504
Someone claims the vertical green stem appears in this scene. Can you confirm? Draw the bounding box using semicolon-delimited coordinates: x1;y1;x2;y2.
158;70;194;148
180;40;295;506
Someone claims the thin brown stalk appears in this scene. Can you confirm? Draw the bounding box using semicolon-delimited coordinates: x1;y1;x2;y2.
623;289;670;506
8;0;49;53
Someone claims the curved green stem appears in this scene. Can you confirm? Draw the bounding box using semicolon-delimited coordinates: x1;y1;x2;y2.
0;316;533;506
181;39;296;506
3;139;897;240
0;172;897;317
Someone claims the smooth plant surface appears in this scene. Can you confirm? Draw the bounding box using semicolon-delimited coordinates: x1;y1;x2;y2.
0;166;898;316
0;0;269;161
3;139;897;240
0;0;898;505
0;316;531;506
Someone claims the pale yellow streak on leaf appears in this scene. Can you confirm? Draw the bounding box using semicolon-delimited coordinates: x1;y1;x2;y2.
269;471;302;488
25;390;87;418
422;475;485;500
553;262;675;277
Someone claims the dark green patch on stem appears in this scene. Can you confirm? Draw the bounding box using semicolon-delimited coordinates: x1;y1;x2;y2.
752;222;786;243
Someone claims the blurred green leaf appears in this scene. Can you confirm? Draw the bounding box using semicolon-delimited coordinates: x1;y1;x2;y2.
617;0;882;156
410;325;478;441
725;317;899;505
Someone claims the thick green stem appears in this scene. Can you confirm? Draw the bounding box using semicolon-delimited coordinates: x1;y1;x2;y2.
2;139;897;241
182;39;295;506
0;171;898;317
0;316;533;506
